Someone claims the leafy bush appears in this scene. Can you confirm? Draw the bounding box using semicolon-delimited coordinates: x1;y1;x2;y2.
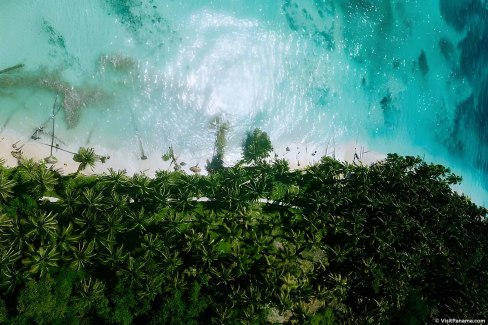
242;128;273;163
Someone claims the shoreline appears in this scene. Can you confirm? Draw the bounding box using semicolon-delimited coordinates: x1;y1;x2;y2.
0;129;386;176
1;129;486;207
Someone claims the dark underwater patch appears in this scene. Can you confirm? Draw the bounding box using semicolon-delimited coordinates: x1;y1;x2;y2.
42;20;79;67
104;0;143;32
439;0;473;32
452;94;474;155
440;0;488;183
439;37;455;63
418;50;429;76
283;0;335;50
104;0;176;50
459;28;488;81
43;20;66;49
380;90;398;128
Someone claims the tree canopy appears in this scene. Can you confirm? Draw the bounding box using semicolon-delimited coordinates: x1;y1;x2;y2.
242;128;273;163
73;147;97;173
0;137;486;324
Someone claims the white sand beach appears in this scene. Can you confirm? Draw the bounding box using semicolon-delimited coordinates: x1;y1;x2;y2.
0;130;386;176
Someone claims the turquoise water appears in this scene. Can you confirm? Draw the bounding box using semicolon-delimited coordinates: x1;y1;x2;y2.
0;0;487;205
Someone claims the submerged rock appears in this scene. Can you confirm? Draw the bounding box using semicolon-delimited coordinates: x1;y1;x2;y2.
42;19;79;68
380;90;398;127
99;54;137;72
0;67;110;128
418;50;429;76
283;0;336;50
104;0;177;50
380;92;392;110
43;19;66;49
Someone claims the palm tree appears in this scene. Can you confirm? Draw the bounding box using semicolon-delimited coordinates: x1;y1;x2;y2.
0;246;21;267
242;128;273;163
220;182;248;212
72;187;106;239
72;277;107;313
75;188;106;217
152;183;171;210
0;214;29;250
16;158;39;181
0;246;22;292
0;172;15;202
140;233;163;259
58;187;80;216
14;159;57;197
137;274;163;301
31;165;57;196
244;175;270;202
104;192;129;216
100;168;129;193
68;240;96;271
0;265;30;294
23;211;58;245
21;244;60;277
127;208;149;233
127;173;154;203
206;117;229;173
116;256;146;288
73;147;97;174
95;212;125;238
56;223;81;254
99;242;128;269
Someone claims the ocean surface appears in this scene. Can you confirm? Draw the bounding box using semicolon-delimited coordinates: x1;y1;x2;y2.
0;0;487;205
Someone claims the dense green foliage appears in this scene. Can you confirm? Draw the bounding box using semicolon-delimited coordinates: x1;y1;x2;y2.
242;128;273;163
206;118;229;173
73;147;97;173
0;142;487;324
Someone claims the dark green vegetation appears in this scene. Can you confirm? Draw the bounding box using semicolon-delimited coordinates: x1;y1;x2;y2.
206;118;230;173
0;130;487;324
242;128;273;164
73;147;97;174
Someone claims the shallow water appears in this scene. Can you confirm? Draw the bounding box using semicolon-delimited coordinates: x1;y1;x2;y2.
0;0;487;205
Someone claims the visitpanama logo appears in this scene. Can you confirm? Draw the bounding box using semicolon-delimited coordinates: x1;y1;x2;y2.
436;319;486;324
